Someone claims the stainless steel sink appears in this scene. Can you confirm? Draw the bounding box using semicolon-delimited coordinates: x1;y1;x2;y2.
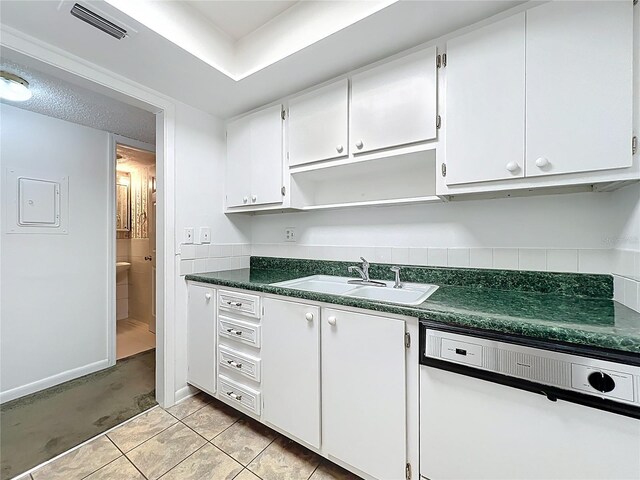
272;275;438;306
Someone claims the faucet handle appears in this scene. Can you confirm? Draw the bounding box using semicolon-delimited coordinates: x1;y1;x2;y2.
390;266;403;289
360;256;369;266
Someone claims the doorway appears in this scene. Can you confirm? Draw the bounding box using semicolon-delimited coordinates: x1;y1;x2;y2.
115;139;157;360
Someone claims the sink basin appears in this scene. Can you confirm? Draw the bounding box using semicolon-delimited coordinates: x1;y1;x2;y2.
274;275;359;295
272;274;438;306
346;284;438;306
116;261;131;274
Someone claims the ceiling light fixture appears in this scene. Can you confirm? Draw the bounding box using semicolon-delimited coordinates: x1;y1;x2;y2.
0;71;32;102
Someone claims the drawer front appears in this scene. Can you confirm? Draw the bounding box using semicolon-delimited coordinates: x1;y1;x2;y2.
219;345;261;382
219;375;261;415
218;290;261;319
219;316;261;347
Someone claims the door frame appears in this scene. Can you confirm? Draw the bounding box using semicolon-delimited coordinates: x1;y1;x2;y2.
1;26;178;407
110;135;156;366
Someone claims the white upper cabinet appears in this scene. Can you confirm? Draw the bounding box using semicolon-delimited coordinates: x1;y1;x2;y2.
288;79;349;167
445;14;526;185
351;47;437;154
525;1;633;178
226;104;283;208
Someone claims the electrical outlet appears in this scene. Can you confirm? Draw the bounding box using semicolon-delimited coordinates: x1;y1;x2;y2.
284;227;296;242
199;227;211;244
184;227;194;244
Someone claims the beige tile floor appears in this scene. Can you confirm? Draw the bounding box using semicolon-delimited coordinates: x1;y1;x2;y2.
117;318;156;360
20;393;361;480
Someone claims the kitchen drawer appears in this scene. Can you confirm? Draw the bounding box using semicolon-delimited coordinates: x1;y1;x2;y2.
218;290;261;319
219;374;261;415
219;344;261;382
219;316;261;347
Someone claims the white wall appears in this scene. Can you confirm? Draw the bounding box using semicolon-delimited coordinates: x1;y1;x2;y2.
251;189;638;275
0;104;111;402
173;101;251;399
610;184;640;312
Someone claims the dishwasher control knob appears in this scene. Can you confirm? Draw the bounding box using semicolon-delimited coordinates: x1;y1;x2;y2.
587;371;615;393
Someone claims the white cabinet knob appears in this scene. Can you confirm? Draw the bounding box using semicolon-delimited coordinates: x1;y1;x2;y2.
243;196;248;204
327;316;337;326
336;145;344;153
205;293;212;301
506;161;519;172
251;195;257;203
535;157;550;168
355;140;364;150
305;312;314;321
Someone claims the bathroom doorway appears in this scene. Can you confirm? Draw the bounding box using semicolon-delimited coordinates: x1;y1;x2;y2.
115;138;157;360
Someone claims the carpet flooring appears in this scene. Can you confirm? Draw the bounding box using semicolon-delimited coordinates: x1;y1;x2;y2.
0;350;156;480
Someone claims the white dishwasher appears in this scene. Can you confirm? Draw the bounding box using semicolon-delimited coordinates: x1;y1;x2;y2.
419;322;640;480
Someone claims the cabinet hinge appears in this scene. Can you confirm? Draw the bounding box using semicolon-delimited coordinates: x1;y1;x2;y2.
405;332;411;349
436;53;447;68
436;115;442;129
633;136;638;155
281;186;286;196
281;109;286;120
441;163;447;177
406;462;412;480
634;0;638;6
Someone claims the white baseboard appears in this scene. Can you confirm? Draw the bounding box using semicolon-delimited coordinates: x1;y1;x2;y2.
173;384;199;405
0;358;110;404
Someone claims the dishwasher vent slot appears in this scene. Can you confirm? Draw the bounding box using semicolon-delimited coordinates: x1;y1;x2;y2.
482;347;499;371
498;350;571;388
427;335;441;357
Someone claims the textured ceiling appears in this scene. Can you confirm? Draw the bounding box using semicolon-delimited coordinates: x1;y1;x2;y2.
0;58;156;144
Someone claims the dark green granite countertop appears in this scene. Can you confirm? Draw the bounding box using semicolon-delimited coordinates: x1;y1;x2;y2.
185;258;640;356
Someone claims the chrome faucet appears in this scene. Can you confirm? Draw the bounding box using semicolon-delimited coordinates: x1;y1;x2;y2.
348;257;370;282
390;266;403;289
348;257;385;287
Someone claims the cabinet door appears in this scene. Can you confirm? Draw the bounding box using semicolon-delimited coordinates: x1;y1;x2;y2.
262;298;320;447
445;14;525;185
351;47;437;154
250;104;284;206
321;308;406;479
288;79;349;166
226;117;252;207
187;284;216;395
525;1;633;177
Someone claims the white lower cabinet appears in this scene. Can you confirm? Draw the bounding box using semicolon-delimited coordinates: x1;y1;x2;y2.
321;308;407;480
187;284;216;395
187;284;411;480
262;298;321;448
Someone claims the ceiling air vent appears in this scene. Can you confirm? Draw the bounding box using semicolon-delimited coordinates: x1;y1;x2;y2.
70;3;127;40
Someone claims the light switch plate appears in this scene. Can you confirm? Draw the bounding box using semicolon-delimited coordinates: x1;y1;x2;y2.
184;227;194;244
200;227;211;244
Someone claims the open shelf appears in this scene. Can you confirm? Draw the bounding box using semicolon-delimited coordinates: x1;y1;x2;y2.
290;149;440;210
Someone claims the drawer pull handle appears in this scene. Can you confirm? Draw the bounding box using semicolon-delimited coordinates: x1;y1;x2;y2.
226;301;243;307
226;391;242;401
226;328;243;336
226;360;243;369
